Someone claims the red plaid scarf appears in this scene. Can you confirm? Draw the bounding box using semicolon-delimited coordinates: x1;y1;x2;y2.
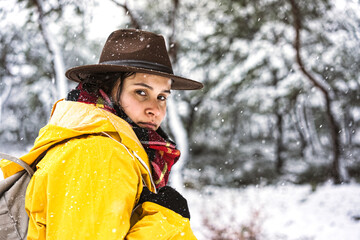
67;83;180;189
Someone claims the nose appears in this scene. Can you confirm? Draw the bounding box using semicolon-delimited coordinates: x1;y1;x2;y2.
145;100;161;117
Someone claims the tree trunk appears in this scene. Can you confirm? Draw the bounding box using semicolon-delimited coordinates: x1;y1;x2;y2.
33;0;68;98
275;111;284;173
167;98;188;191
272;70;284;173
292;109;307;160
0;79;12;123
292;96;310;160
166;0;189;190
289;0;348;184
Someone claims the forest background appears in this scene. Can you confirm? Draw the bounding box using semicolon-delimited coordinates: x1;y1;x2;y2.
1;0;360;239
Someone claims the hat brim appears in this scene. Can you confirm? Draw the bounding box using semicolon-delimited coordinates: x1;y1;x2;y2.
65;64;203;90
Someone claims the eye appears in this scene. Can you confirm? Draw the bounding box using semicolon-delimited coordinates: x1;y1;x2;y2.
158;95;167;101
135;90;146;96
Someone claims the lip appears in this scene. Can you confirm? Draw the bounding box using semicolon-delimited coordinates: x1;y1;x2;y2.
138;122;158;130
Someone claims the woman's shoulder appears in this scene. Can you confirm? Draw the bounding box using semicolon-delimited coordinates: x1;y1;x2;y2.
36;134;137;174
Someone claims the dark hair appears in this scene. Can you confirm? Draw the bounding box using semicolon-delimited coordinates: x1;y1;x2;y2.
82;72;135;103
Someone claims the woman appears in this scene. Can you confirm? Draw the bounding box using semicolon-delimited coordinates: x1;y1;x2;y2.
0;29;203;239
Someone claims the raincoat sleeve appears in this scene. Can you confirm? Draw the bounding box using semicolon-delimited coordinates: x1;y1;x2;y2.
25;136;142;240
127;201;197;240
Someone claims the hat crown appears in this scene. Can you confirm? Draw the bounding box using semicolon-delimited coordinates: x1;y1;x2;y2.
99;29;173;72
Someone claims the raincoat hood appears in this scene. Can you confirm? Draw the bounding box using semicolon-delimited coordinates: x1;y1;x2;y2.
1;99;153;191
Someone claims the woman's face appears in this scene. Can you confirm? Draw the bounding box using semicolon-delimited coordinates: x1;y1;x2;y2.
112;73;172;130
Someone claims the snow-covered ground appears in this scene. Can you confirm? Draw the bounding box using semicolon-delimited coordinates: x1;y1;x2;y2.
186;183;360;240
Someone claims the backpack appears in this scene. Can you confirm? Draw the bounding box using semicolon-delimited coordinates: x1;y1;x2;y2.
0;152;36;240
0;136;90;239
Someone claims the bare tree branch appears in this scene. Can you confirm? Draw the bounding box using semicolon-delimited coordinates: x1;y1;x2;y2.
289;0;347;184
110;0;141;29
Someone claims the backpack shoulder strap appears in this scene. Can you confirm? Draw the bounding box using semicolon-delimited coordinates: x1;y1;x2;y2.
0;152;34;177
1;134;100;179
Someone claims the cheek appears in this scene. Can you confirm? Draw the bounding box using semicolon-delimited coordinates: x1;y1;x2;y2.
120;91;135;107
120;96;147;121
121;97;140;113
119;95;134;113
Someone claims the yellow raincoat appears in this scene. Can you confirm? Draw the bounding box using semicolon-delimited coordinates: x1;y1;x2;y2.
0;100;196;240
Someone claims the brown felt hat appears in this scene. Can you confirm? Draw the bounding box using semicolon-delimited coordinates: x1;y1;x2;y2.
65;29;203;90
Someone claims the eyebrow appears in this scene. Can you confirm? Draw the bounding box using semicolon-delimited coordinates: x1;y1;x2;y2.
133;83;171;94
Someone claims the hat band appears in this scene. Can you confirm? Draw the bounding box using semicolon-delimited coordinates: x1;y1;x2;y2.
100;60;173;74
